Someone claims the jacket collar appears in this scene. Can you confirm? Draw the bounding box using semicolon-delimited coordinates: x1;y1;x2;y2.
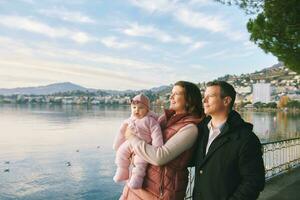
205;110;253;137
161;109;203;129
198;110;253;167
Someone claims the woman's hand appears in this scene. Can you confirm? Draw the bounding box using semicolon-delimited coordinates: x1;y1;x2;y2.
125;126;135;140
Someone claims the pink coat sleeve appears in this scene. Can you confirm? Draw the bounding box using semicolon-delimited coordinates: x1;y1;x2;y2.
148;117;163;147
112;121;128;151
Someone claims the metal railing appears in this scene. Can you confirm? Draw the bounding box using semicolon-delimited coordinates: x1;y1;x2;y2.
263;137;300;179
185;137;300;199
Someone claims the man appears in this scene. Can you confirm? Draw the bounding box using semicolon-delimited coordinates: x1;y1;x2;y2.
192;81;265;200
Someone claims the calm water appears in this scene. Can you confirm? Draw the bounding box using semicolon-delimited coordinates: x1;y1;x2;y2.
0;104;299;200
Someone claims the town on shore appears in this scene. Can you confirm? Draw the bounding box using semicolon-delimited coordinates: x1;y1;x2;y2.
1;64;299;110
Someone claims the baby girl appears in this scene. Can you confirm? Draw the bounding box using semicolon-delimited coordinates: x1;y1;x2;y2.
113;93;163;189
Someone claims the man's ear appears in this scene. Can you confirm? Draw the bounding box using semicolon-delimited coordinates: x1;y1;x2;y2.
223;96;232;107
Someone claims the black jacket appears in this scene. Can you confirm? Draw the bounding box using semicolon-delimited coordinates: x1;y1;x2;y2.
192;110;265;200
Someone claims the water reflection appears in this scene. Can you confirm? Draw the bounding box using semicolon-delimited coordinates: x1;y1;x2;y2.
0;105;299;199
0;104;131;123
241;111;300;143
0;104;127;200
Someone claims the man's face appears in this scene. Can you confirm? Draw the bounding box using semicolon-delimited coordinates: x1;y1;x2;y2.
203;86;227;116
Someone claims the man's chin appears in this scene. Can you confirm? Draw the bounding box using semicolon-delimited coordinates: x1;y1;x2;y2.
204;111;211;116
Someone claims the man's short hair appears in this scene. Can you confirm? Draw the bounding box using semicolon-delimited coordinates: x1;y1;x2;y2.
206;81;236;110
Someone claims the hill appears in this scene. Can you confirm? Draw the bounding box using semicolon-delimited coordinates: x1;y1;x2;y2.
0;82;88;95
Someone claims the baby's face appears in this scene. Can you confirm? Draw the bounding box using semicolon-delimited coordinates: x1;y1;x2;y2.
131;103;148;119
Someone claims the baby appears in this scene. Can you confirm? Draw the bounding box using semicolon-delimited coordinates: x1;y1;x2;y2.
113;93;163;189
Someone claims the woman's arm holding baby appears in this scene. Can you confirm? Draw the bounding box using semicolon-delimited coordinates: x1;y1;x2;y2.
125;124;198;166
112;121;128;151
149;118;164;147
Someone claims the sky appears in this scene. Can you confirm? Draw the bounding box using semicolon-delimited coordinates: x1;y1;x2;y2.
0;0;278;90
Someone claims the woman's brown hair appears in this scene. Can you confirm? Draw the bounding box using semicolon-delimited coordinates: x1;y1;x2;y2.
174;81;204;117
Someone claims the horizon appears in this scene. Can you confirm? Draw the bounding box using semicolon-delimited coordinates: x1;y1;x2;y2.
0;0;278;90
0;62;283;91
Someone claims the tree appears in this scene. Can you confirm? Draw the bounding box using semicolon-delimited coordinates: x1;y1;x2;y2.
266;102;277;108
286;100;300;108
253;101;264;108
278;96;289;108
216;0;264;14
216;0;300;74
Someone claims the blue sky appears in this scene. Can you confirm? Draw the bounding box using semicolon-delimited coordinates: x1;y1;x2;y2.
0;0;278;90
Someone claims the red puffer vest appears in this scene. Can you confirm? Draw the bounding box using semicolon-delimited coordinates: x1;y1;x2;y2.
121;109;202;200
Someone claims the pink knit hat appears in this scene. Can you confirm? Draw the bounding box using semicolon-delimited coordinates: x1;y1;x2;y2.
131;94;150;109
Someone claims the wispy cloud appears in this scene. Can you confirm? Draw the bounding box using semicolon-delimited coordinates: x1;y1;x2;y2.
100;36;135;49
189;64;209;71
123;23;172;42
19;0;35;4
0;15;67;38
0;36;175;89
0;58;154;89
128;0;225;32
177;35;193;45
189;41;207;50
174;8;227;33
225;30;247;41
0;15;156;50
0;53;165;89
188;0;211;5
167;63;213;83
0;15;94;44
38;8;95;24
128;0;175;13
0;36;33;56
122;22;194;45
202;49;254;59
100;36;153;50
180;40;207;55
71;32;92;44
243;41;257;50
0;1;278;89
129;0;247;42
202;50;228;59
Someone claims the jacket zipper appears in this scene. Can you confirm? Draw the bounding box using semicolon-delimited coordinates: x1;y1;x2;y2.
159;167;164;199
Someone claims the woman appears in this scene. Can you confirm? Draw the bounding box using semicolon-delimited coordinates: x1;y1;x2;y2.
120;81;204;200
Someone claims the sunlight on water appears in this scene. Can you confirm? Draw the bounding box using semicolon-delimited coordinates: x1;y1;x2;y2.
241;111;300;143
0;104;128;200
0;104;299;199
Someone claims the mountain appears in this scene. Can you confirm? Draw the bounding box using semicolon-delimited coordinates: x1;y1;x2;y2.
0;81;173;96
149;85;172;93
0;82;88;95
2;63;294;96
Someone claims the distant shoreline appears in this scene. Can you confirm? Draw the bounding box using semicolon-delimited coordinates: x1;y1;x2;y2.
238;107;300;113
1;102;299;114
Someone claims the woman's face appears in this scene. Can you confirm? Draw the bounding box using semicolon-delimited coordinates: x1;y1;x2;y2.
169;85;186;114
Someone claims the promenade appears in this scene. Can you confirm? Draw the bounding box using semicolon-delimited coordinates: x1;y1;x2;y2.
258;167;300;200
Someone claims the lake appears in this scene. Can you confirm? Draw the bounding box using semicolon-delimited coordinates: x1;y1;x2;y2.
0;104;299;199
